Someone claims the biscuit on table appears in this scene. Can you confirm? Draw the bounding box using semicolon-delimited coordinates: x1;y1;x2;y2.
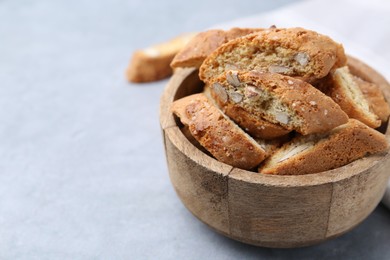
126;32;196;83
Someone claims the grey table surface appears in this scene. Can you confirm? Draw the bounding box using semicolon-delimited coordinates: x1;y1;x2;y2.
0;0;389;259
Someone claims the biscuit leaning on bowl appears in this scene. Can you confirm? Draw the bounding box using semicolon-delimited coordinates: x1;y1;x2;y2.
171;93;268;170
171;27;264;69
199;27;347;84
259;119;389;175
203;84;290;139
209;70;349;135
355;76;390;123
126;32;196;83
180;125;209;154
326;66;381;128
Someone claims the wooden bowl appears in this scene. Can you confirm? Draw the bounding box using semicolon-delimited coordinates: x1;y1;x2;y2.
160;56;390;248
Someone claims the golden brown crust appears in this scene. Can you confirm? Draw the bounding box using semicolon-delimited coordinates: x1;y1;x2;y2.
355;76;390;122
180;125;209;154
259;119;389;175
126;33;196;83
126;51;174;82
327;67;381;128
199;27;346;84
170;28;263;69
171;93;267;170
209;70;348;135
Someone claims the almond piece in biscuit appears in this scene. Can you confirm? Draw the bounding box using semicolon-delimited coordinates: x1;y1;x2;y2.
126;32;196;83
170;27;263;69
259;119;389;175
204;84;290;140
209;70;349;135
199;27;346;84
171;93;267;170
327;66;381;128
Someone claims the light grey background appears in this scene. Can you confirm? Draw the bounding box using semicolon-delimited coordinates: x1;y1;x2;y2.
0;0;389;259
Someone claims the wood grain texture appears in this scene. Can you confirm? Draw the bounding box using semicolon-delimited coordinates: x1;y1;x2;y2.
228;169;333;247
160;56;390;248
164;126;232;234
326;155;390;236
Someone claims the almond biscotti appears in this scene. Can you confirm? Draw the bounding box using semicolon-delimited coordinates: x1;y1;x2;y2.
209;70;349;135
171;93;267;170
126;33;196;82
326;66;381;128
170;27;263;69
199;27;346;84
203;85;290;139
259;119;389;175
355;76;390;123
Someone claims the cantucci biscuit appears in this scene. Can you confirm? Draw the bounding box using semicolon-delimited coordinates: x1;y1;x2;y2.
355;76;390;123
327;66;381;128
209;70;349;135
171;27;263;69
171;93;267;170
126;33;196;83
204;85;290;139
199;27;346;84
259;119;388;175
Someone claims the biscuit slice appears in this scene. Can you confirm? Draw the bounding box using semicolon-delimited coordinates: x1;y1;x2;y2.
170;27;263;69
327;66;381;128
256;137;289;158
171;93;267;170
180;125;208;154
209;70;349;135
355;76;390;123
203;85;290;139
126;32;196;83
199;27;346;84
259;119;388;175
